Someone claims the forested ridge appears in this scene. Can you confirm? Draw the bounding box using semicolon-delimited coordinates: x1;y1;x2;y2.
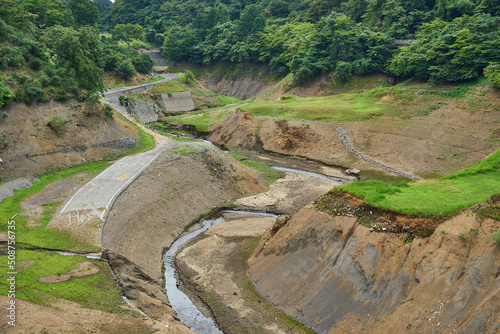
0;0;154;110
1;0;500;112
104;0;500;85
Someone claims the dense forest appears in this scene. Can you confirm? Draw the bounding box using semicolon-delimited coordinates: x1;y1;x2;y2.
104;0;500;84
0;0;153;110
1;0;500;111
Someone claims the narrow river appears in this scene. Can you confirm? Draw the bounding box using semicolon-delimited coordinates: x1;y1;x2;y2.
163;211;279;334
162;160;350;333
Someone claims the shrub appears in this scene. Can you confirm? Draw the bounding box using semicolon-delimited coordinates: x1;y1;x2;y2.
47;116;67;135
30;58;42;70
103;105;114;119
133;53;154;74
179;70;195;84
116;60;136;79
0;77;13;108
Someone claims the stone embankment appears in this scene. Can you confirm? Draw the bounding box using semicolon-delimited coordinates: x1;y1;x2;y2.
250;204;500;334
6;138;136;163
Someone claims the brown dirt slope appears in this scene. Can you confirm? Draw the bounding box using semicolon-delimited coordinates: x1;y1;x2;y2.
102;142;266;282
0;100;140;180
208;95;500;178
249;205;500;334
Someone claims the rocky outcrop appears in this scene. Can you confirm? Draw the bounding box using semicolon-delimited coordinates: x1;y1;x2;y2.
249;205;500;334
127;101;161;123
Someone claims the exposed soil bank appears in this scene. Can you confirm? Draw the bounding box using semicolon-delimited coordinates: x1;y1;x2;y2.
169;62;281;100
207;102;499;179
173;168;341;333
249;204;500;334
102;142;265;282
0;100;140;180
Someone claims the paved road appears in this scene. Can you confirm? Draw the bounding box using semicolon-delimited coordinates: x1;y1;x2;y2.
104;73;178;105
47;139;175;228
47;75;179;246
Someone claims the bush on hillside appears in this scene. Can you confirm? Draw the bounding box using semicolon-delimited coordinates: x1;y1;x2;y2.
47;116;67;135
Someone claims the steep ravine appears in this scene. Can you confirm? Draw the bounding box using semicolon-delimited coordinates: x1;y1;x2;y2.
249;205;500;334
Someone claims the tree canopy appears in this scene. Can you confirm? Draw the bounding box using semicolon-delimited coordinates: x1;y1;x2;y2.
101;0;500;86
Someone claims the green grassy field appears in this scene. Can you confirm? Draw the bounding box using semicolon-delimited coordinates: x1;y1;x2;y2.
150;80;187;94
162;109;233;132
0;250;126;312
339;150;500;217
239;93;391;122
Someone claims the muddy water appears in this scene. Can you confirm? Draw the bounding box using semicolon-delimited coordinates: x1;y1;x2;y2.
163;211;279;334
162;145;352;333
163;218;225;334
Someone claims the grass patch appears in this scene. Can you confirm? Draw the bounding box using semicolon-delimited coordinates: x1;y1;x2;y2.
167;143;201;156
115;113;155;153
239;93;391;122
150;80;187;95
229;150;282;186
162;109;233;133
339;149;500;217
0;250;126;312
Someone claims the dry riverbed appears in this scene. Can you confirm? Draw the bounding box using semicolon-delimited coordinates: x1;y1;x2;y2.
174;167;342;333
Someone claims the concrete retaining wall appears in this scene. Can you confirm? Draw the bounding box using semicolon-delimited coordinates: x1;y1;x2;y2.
157;92;195;112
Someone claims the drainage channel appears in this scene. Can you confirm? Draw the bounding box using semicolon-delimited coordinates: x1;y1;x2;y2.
163;211;278;334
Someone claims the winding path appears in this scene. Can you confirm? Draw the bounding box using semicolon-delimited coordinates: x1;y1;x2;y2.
47;75;179;247
338;126;422;180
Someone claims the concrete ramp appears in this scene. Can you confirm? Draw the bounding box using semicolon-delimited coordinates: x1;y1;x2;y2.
158;92;195;112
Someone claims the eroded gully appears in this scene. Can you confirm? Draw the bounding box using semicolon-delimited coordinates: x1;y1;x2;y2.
162;150;354;334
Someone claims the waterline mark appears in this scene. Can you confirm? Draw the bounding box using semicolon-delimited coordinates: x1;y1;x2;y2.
6;213;17;327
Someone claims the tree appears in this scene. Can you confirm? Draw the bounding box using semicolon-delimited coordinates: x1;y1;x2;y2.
116;59;135;78
0;0;35;29
93;0;112;13
68;0;100;27
389;14;500;82
237;4;265;40
42;25;104;92
21;0;74;27
133;53;154;74
484;63;500;88
111;23;145;42
162;26;200;62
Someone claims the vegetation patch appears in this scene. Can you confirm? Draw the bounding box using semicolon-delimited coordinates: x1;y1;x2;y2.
162;109;233;133
167;144;201;156
229;150;282;186
315;190;440;238
338;150;500;217
150;80;187;95
239;93;391;122
47;116;68;135
0;250;126;313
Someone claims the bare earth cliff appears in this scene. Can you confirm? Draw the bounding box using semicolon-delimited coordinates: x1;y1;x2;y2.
249;204;500;334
